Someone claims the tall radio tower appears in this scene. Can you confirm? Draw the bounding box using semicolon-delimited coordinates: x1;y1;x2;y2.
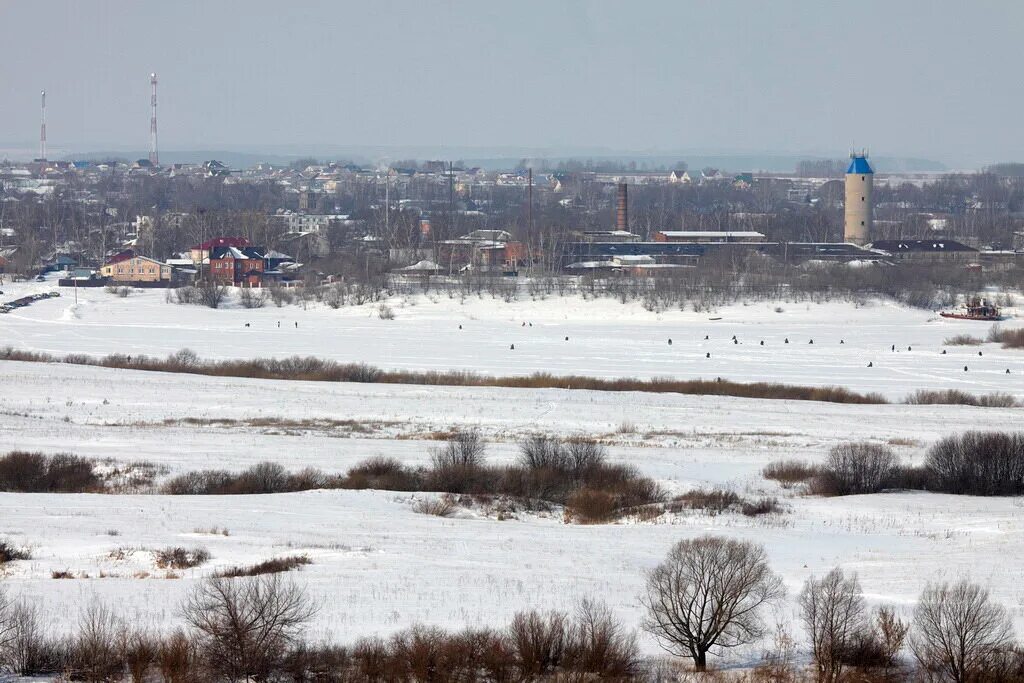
149;73;159;166
39;90;47;161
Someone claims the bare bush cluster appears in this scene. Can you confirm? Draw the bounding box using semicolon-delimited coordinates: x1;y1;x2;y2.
158;433;662;524
907;389;1020;408
668;489;782;517
762;460;821;488
0;451;102;493
805;432;1024;497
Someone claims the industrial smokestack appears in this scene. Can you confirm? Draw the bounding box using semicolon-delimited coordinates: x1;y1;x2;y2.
616;183;628;231
39;90;46;162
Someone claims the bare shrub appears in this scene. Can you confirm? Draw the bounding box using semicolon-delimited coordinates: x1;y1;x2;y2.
741;497;781;517
198;281;230;309
565;438;608;476
943;334;983;346
155;547;211;570
508;610;569;677
519;435;569;471
0;539;31;564
69;601;125;682
412;494;458;517
0;451;102;492
234;461;290;494
668;489;741;515
123;631;159;683
281;641;350;682
799;567;867;683
377;303;395;319
215;554;311;578
0;586;12;657
762;459;820;487
911;580;1014;683
570;598;640;677
925;431;1024;495
997;328;1024;349
171;286;200;305
238;287;267;309
841;606;909;673
344;457;421;491
428;430;488;493
183;574;317;682
907;389;1020;408
815;442;898;496
3;600;66;676
566;488;619;523
641;535;784;671
269;286;294;307
157;629;198;683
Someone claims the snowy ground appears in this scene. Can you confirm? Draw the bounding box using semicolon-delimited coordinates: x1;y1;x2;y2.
2;360;1024;657
1;275;1022;400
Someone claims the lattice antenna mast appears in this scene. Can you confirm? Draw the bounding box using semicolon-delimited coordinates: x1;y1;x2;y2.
149;73;159;166
40;90;47;161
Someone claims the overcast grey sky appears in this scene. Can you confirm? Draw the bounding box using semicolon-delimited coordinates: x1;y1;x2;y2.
0;0;1020;165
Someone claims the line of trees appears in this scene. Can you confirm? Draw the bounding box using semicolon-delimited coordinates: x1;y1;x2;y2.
2;535;1021;681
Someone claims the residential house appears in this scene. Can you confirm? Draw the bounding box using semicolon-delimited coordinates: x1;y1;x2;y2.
669;170;692;184
189;237;251;265
208;245;272;287
101;254;173;283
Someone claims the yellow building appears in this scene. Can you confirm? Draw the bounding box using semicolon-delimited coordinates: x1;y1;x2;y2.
101;255;172;282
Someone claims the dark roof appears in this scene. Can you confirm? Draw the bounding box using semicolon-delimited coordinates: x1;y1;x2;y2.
193;236;250;250
209;245;268;260
105;250;136;265
871;240;976;253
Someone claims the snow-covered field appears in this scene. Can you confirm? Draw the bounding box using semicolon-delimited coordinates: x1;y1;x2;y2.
1;359;1024;656
2;276;1024;660
1;275;1022;400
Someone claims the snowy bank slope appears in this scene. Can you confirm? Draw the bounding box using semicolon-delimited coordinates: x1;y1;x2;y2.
1;281;1022;400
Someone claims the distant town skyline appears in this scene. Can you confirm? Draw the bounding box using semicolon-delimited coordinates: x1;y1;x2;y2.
1;0;1021;167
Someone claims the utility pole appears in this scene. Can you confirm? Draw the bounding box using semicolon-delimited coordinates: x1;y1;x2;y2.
528;167;533;237
149;73;159;166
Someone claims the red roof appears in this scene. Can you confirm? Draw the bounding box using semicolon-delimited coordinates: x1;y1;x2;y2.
192;236;250;250
105;249;136;265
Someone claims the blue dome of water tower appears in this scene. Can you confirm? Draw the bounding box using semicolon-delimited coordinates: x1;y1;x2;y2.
847;155;873;174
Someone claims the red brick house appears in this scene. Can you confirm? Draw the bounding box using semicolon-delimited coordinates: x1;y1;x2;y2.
208;245;268;287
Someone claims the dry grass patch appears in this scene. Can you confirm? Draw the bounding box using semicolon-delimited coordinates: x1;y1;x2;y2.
154;547;211;570
906;389;1019;408
214;554;311;578
762;460;820;487
943;334;983;346
412;495;458;517
0;539;31;564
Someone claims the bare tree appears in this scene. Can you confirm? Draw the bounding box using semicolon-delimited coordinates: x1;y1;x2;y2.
911;580;1014;683
799;567;867;682
182;574;317;682
641;535;784;671
0;586;13;658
